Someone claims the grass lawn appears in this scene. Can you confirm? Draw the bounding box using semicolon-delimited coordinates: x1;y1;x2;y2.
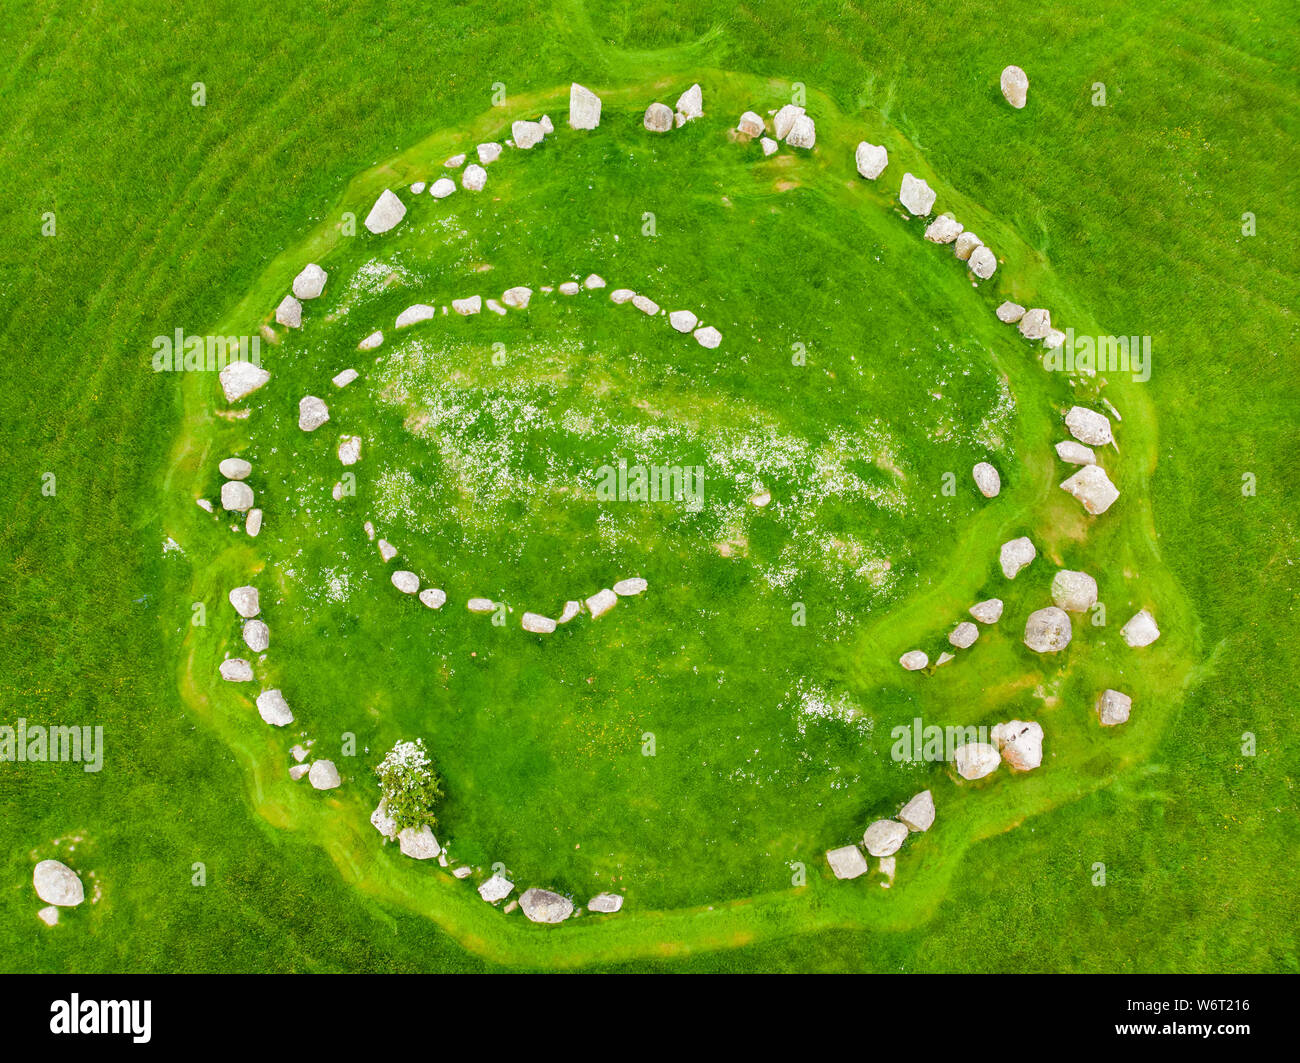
1;0;1296;973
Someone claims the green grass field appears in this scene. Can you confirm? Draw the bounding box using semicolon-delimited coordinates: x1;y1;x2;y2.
2;0;1296;973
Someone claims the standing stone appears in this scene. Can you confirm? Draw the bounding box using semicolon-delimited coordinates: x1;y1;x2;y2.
760;137;778;156
430;178;455;199
292;263;327;300
569;83;601;129
856;141;888;180
863;819;908;857
924;215;963;243
644;102;673;132
396;304;435;328
276;295;302;329
1018;308;1051;340
1001;65;1030;109
33;860;83;907
1064;406;1114;446
1121;610;1161;648
996;301;1026;323
1060;464;1120;515
825;844;869;880
773;104;804;140
969;598;1004;624
364;189;406;234
613;577;648;596
1050;570;1099;612
477;142;502;164
972;462;1001;498
737;111;764;137
219;658;254;682
419;587;447;610
256;689;294;727
519;887;573;923
1000;536;1036;578
219;360;271;402
693;325;722;349
245;509;263;537
521;612;557;634
229;586;260;618
786;114;816;149
953;743;1000;780
676;83;703;121
452;295;482;315
1024;607;1073;653
502;286;532;309
899;173;936;216
557;600;581;624
992;720;1043;771
338;435;362;466
949;621;979;649
298;396;330;432
632;294;659;315
466;597;496;614
462;164;487;191
308;760;341;790
1096;689;1132;726
898;790;935;832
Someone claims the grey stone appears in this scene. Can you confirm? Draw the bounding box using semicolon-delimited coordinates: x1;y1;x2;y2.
520;887;573;923
1024;606;1073;653
1096;689;1132;726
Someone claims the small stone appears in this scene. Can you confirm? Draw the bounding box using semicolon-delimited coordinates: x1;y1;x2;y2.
308;760;341;790
569;83;601;129
338;435;362;466
899;173;936;216
298;396;329;432
410;182;426;194
972;461;1001;498
419;588;447;610
364;189;406;234
242;619;269;652
1051;570;1098;612
825;844;869;880
219;360;270;402
539;115;553;134
466;598;496;614
1121;610;1161;648
33;860;83;907
398;825;441;860
37;906;59;927
289;764;310;781
276;295;302;328
583;274;605;289
785;114;816;149
969;598;1004;624
245;509;263;537
559;281;580;295
898;790;935;832
949;621;979;649
760;137;778;156
992;719;1043;771
588;893;623;913
899;650;928;671
954;742;1001;780
610;288;636;304
477;142;502;164
613;577;647;596
221;481;254;512
220;457;252;480
1060;464;1120;515
586;588;618;618
502;286;532;309
1043;328;1066;349
430;178;455;199
370;803;397;838
644;102;673;132
557;600;581;624
452;295;482;315
1024;606;1073;653
229;586;260;618
1001;65;1030;109
855;141;888;180
1096;689;1132;726
935;651;955;667
444;154;466;168
378;539;397;562
256;689;294;727
669;310;698;333
863;819;908;857
954;231;982;261
632;294;659;315
292;263;327;300
391;570;419;594
1055;440;1096;465
219;658;254;682
333;368;359;387
996;301;1026;323
521;612;557;634
1000;536;1036;578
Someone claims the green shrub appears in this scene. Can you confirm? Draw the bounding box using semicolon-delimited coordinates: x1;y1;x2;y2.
375;739;444;832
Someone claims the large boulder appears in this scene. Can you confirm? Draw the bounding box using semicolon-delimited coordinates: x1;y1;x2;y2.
292;263;327;300
899;173;936;216
308;760;341;790
644;102;673;132
1001;65;1030;109
229;585;260;618
221;481;254;512
1064;406;1113;446
569;83;601;129
242;619;270;652
999;536;1036;579
760;136;778;156
1121;609;1161;648
1061;464;1120;515
1018;308;1051;340
969;598;1004;624
972;461;1001;498
219;360;270;402
519;887;573;923
953;743;1000;780
992;719;1043;771
219;658;253;682
364;189;406;234
33;860;84;907
370;803;398;839
430;177;455;199
924;214;963;244
462;164;487;191
863;819;908;857
477;142;502;164
954;231;983;261
949;621;979;649
588;893;624;913
1096;689;1132;726
898;790;935;832
899;650;928;671
676;83;703;121
1051;570;1098;612
785;114;816;149
256;689;294;727
298;396;330;432
1024;606;1073;653
825;844;869;880
398;825;440;860
855;141;888;180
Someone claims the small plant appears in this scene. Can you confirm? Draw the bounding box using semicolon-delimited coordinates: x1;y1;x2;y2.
374;738;443;832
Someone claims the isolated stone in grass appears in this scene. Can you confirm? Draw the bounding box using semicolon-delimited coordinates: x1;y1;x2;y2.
219;658;254;682
308;760;341;790
502;286;532;309
429;178;455;199
298;396;330;432
924;214;963;243
452;295;482;315
242;619;269;652
632;294;659;315
899;650;928;671
1000;536;1036;578
786;114;816;149
378;539;397;562
477;142;502;164
863;819;908;857
34;860;83;907
613;577;648;596
899;173;936;216
588;892;623;913
292;263;327;300
949;621;979;649
275;294;302;329
1024;606;1073;653
364;189;406;234
992;719;1043;771
521;612;557;634
1096;689;1133;726
256;689;293;727
466;597;496;614
229;585;260;618
337;435;362;466
462;163;487;191
644;102;673;132
969;245;997;279
969;598;1004;624
676;83;703;121
586;588;618;618
332;368;359;388
219;457;252;480
418;587;446;610
693;325;722;349
511;120;545;150
1064;406;1114;446
396;303;435;328
559;281;580;295
479;874;514;903
935;651;955;666
569;83;601;129
245;508;262;537
760;136;778;156
583;273;605;289
557;600;581;624
669;310;698;333
358;327;385;351
398;825;440;860
1018;308;1051;339
1121;609;1161;648
996;301;1026;323
1001;65;1030;109
954;742;1001;780
825;844;869;880
1051;570;1099;612
773;104;805;140
855;141;888;180
1056;440;1096;465
219;360;270;402
391;570;419;594
972;461;1001;498
737;110;764;137
520;887;573;923
898;790;935;832
37;906;59;927
486;299;506;316
1060;464;1120;514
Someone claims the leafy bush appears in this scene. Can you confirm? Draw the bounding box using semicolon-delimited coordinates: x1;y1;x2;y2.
374;739;444;832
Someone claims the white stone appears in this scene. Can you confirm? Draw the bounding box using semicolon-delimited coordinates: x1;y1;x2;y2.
760;137;778;156
477;142;502;164
1024;606;1073;653
968;245;997;279
430;178;455;199
1000;536;1036;578
452;295;482;316
863;819;908;857
539;115;553;134
378;539;397;562
855;141;888;180
924;214;963;243
298;396;329;432
1121;610;1161;648
610;287;636;304
899;173;936;216
1018;308;1051;340
773;104;805;140
569;83;601;129
245;509;263;537
410;182;426;194
1061;464;1120;515
1055;440;1096;465
969;598;1004;624
996;301;1026;323
1065;406;1114;446
949;621;979;649
219;658;253;682
364;189;406;234
242;619;269;652
37;906;59;927
309;760;341;790
583;274;605;289
992;719;1043;771
1096;689;1132;726
466;598;496;614
559;281;580;295
1043;327;1066;349
588;892;623;913
229;586;260;618
502;286;532;309
391;570;419;594
785;114;816;149
669;310;698;333
221;481;254;512
898;790;935;832
1001;65;1030;109
522;612;557;634
972;462;1001;498
632;294;659;315
954;742;1001;780
33;860;83;907
519;887;573;923
676;83;703;120
557;600;581;624
511;120;545;150
398;825;440;860
293;263;327;300
419;587;446;610
826;844;869;880
396;303;436;328
462;164;487;191
333;367;359;387
479;874;514;903
1051;570;1098;612
693;325;722;349
644;102;673;132
737;111;764;136
444;154;466;168
219;360;270;402
276;295;302;328
256;689;294;727
370;802;397;839
338;435;362;466
613;577;647;597
218;457;251;480
899;650;928;671
954;231;983;261
586;588;618;618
